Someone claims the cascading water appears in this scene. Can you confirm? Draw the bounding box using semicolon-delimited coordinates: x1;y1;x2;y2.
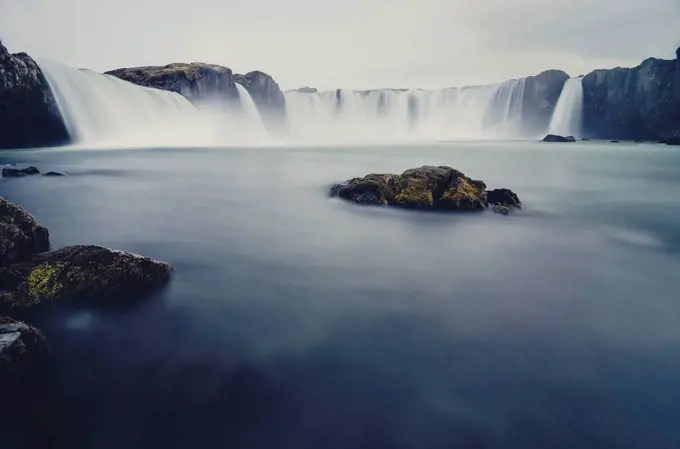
234;84;267;139
548;77;584;137
39;59;200;146
284;78;530;143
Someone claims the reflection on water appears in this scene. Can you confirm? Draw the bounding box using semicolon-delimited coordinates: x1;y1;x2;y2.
1;141;680;449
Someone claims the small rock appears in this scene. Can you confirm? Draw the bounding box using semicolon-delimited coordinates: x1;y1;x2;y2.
664;137;680;146
0;197;50;268
492;205;510;215
609;140;620;143
0;245;173;309
43;172;65;177
2;166;40;177
542;134;576;143
0;317;50;384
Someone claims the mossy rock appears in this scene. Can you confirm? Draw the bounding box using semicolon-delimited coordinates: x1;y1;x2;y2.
0;245;172;310
331;165;520;213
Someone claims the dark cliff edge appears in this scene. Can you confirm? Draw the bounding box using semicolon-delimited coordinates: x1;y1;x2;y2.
0;40;70;149
521;70;570;136
106;63;239;107
582;47;680;141
234;71;286;130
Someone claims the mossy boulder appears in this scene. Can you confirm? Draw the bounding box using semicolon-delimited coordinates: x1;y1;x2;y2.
331;165;521;213
0;317;49;383
0;197;50;268
0;245;172;310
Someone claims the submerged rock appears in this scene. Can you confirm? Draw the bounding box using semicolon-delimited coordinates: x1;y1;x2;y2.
2;166;40;177
542;134;576;142
0;317;49;383
331;166;521;213
0;197;50;268
0;40;70;149
43;171;65;177
0;245;172;309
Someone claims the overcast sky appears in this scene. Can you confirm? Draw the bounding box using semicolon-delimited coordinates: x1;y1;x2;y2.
1;0;678;90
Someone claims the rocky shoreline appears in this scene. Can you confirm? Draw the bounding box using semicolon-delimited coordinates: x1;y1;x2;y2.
0;196;172;386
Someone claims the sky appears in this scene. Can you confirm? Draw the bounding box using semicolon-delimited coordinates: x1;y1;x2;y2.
1;0;679;90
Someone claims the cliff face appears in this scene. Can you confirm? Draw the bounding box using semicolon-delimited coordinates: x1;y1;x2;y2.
520;70;570;136
233;71;286;129
0;41;70;149
106;63;239;107
582;48;680;141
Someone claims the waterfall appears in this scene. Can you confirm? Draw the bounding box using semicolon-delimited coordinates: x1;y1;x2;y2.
548;77;584;137
234;84;267;139
283;78;530;143
39;59;200;146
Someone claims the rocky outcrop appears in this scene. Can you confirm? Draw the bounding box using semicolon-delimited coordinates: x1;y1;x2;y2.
520;70;571;136
542;134;576;142
106;63;239;107
0;40;69;149
2;166;40;177
330;165;521;213
234;71;286;128
581;48;680;141
0;197;50;269
0;317;49;383
294;86;318;93
0;245;172;310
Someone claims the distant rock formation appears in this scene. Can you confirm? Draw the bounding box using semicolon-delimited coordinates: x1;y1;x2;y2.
542;134;576;143
520;70;571;136
294;86;318;93
106;63;239;107
330;165;521;213
0;40;70;149
233;71;286;129
581;47;680;141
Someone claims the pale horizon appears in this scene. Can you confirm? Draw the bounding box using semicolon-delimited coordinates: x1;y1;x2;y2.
1;0;679;90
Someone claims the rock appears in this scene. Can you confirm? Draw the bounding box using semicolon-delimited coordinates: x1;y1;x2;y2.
331;165;521;213
609;140;621;143
0;197;50;269
0;40;70;149
0;317;49;383
233;71;286;129
0;245;172;310
663;137;680;146
520;70;570;136
582;48;679;141
106;63;239;107
542;134;576;142
294;86;318;93
491;204;510;215
2;166;40;177
42;171;65;177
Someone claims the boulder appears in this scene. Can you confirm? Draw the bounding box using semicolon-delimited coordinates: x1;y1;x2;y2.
542;134;576;142
0;40;70;149
234;71;286;129
0;197;50;269
106;63;239;107
43;171;65;177
331;165;521;213
2;166;40;177
0;317;49;383
0;245;172;310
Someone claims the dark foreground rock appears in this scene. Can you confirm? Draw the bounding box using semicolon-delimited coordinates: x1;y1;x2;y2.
2;166;40;177
0;197;50;269
0;317;49;383
331;166;521;213
542;134;576;142
0;245;173;310
106;63;239;106
0;40;69;149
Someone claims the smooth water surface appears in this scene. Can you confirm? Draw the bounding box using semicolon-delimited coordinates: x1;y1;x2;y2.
1;141;679;449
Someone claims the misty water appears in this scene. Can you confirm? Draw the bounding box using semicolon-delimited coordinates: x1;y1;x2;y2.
1;141;680;449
